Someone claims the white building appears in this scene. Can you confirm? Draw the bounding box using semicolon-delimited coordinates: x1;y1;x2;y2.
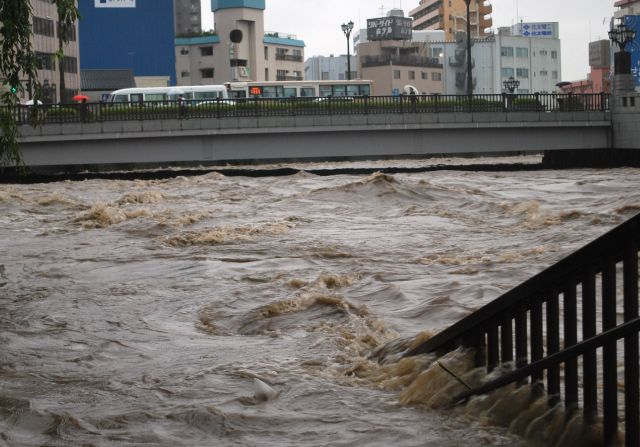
440;23;562;94
304;55;357;81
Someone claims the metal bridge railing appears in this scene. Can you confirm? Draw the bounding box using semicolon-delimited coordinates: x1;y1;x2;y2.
3;93;610;126
405;212;640;446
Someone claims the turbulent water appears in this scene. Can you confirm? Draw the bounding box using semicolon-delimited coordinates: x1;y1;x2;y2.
1;158;639;446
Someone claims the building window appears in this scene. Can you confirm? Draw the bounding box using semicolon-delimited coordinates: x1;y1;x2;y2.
265;68;269;81
540;70;548;76
409;71;415;80
432;72;441;81
552;71;559;79
35;52;55;71
200;68;214;78
180;48;189;55
393;70;401;79
277;69;287;81
33;17;55;37
293;49;302;57
57;22;76;41
276;48;287;57
421;71;428;80
321;71;330;80
63;56;77;74
501;67;514;78
516;47;528;57
501;47;514;57
200;46;213;56
551;50;558;59
264;46;268;60
181;71;190;77
516;68;529;78
539;50;548;56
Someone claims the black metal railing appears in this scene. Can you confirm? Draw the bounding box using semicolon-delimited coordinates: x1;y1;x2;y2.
405;212;640;446
3;93;610;126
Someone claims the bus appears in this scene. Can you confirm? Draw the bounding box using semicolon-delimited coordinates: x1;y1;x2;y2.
225;80;373;99
107;85;229;103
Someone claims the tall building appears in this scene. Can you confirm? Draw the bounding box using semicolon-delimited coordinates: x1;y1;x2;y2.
78;0;177;86
174;0;201;35
304;55;357;81
20;0;81;103
560;40;611;94
174;0;305;85
409;0;492;40
615;0;640;19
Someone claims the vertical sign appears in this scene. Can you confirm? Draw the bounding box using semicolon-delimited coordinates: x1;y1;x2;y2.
624;15;640;87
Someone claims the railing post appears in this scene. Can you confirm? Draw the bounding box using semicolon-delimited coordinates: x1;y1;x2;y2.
546;287;561;405
500;312;513;364
582;266;598;424
623;243;639;447
530;296;544;383
602;257;618;445
487;319;499;372
563;278;579;413
515;304;528;372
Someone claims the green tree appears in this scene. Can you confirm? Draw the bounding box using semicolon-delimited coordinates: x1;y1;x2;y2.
0;0;79;169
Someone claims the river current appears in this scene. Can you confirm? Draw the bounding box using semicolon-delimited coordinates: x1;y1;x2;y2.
1;157;638;446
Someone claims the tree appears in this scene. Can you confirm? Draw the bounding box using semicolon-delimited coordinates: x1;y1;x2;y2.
0;0;79;169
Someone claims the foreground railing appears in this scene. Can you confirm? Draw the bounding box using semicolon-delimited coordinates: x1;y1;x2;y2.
3;93;610;126
405;212;640;446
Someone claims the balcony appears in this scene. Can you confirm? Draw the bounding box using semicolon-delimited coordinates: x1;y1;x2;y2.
361;55;441;68
275;54;304;62
478;3;492;15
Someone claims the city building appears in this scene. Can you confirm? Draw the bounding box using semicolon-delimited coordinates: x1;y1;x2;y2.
78;0;177;87
174;0;305;85
438;23;562;95
174;0;201;35
19;0;81;103
615;0;640;19
409;0;492;40
354;10;444;95
304;55;358;81
560;40;611;94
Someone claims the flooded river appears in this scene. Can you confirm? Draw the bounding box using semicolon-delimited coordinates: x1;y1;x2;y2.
1;157;639;446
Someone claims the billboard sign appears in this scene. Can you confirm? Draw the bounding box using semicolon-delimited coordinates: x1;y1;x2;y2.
95;0;136;8
624;15;640;87
514;22;558;38
367;16;412;41
589;40;611;68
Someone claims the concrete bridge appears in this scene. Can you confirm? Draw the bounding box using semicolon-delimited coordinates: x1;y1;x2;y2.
16;108;613;172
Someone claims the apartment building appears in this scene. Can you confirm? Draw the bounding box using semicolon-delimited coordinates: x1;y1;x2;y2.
615;0;640;19
174;0;201;35
409;0;492;40
174;0;304;85
24;0;81;103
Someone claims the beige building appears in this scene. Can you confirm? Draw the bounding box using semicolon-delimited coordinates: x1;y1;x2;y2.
19;0;81;103
410;0;492;40
357;40;444;95
174;0;304;85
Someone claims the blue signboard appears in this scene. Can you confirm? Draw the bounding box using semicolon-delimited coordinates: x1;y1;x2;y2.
514;22;557;38
624;15;640;87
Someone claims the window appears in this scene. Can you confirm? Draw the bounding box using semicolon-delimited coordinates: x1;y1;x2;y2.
265;68;269;81
63;56;77;74
264;46;268;60
181;71;190;78
516;68;529;78
33;17;54;37
200;68;214;78
301;87;315;97
552;71;559;79
539;70;548;76
501;67;514;78
58;22;76;41
276;69;287;80
432;72;442;81
276;48;287;57
200;46;213;56
35;52;55;70
321;71;330;80
539;50;548;56
501;47;514;57
180;48;189;55
393;70;401;79
516;47;528;58
409;71;415;80
293;49;302;57
551;50;558;59
421;71;428;80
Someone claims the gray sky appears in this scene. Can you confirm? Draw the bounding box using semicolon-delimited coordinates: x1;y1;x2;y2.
202;0;615;82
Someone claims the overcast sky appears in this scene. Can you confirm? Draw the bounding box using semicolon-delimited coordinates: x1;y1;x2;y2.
202;0;615;82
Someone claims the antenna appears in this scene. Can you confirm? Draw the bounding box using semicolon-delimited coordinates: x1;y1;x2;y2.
379;3;385;16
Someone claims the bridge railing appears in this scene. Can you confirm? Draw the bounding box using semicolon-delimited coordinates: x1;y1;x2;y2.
4;93;610;125
405;212;640;446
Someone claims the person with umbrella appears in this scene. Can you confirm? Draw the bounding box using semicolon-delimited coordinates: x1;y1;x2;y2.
73;94;89;122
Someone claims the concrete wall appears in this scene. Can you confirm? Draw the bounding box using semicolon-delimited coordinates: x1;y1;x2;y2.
612;91;640;149
17;111;611;171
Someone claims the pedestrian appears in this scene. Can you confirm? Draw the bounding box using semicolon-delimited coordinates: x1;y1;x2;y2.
409;89;417;113
178;94;188;119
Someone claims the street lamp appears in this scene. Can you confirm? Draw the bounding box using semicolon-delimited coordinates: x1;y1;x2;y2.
341;20;354;81
463;0;473;96
609;18;637;75
503;76;520;94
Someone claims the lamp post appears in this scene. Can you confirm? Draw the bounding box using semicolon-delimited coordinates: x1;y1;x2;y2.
463;0;473;96
341;20;354;81
609;18;636;75
503;76;520;111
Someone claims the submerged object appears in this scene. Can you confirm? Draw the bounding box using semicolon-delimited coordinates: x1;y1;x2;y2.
253;378;277;402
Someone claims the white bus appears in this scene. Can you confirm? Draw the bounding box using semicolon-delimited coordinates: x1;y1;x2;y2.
107;85;229;103
225;80;373;99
